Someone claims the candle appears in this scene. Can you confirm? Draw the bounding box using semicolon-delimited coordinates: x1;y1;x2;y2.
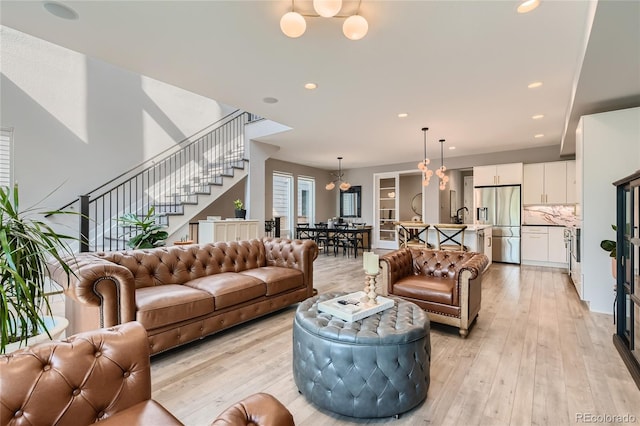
365;252;379;275
363;252;371;271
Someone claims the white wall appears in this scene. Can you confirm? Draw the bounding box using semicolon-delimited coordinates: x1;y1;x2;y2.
0;27;235;211
579;107;640;313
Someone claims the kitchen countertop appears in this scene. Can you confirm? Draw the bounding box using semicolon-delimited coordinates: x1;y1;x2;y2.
430;224;492;231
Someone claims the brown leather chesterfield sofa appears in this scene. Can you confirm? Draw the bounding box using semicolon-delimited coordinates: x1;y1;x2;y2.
49;238;317;355
0;322;295;426
379;248;489;337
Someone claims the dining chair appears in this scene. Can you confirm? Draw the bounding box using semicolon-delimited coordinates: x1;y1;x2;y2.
314;223;331;255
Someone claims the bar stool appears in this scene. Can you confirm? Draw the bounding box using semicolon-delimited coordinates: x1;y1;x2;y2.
434;224;468;251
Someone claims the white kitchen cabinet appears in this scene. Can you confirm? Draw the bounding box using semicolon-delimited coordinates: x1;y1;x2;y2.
548;227;568;263
566;160;576;204
473;163;523;186
522;226;568;266
523;161;567;204
198;220;260;244
522;227;549;262
483;227;493;265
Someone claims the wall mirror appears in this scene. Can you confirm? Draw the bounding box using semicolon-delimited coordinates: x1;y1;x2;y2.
411;193;422;216
340;186;361;217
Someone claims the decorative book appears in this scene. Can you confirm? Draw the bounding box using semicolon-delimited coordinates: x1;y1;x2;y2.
317;291;394;322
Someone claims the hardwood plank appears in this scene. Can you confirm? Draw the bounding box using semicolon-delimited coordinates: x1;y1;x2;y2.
50;252;640;425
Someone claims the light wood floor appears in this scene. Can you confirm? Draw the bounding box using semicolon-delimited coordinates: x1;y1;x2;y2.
57;254;640;425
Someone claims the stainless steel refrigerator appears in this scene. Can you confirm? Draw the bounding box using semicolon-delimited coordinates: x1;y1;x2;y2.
474;185;521;264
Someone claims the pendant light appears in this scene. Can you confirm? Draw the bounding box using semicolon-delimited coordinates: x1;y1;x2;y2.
417;127;433;187
313;0;342;17
280;1;306;38
435;138;450;190
326;157;351;191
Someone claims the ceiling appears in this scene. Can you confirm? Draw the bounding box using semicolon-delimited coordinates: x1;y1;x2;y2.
1;1;638;170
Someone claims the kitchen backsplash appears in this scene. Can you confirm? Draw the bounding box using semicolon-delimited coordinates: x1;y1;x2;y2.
523;205;577;226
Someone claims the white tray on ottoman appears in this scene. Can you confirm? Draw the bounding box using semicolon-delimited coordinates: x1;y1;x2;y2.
317;291;394;322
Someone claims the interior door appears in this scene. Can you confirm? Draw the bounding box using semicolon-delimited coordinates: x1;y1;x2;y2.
375;173;399;249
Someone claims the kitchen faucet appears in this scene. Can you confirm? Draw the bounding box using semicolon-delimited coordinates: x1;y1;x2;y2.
456;207;469;224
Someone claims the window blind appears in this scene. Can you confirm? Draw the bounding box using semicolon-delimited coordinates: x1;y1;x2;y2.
0;127;13;188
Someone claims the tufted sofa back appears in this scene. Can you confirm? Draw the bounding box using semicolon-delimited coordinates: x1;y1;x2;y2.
93;240;267;289
410;249;482;279
0;322;151;426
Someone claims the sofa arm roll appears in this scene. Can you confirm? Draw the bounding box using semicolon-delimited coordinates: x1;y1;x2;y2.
49;254;137;327
262;238;318;294
379;248;414;295
455;252;489;281
210;393;294;426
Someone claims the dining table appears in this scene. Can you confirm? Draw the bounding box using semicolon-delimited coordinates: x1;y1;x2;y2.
295;225;372;256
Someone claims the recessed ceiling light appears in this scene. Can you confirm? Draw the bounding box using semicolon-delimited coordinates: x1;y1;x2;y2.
304;83;317;90
448;146;456;150
263;97;279;104
534;134;544;138
43;2;79;20
517;0;541;14
398;113;409;118
528;81;543;89
532;114;544;119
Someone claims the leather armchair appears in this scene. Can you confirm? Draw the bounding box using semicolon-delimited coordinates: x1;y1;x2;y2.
380;248;489;337
0;322;294;426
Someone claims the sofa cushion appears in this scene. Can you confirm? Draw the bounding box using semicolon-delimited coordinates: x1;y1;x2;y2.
392;276;456;306
239;267;304;296
136;285;214;330
185;273;266;309
98;400;183;426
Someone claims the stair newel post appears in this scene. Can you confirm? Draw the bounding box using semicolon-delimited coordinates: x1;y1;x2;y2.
79;195;90;252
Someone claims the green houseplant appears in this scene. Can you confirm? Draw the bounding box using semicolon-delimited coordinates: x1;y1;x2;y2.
234;199;246;219
600;224;617;258
119;206;168;249
0;184;75;353
600;224;618;279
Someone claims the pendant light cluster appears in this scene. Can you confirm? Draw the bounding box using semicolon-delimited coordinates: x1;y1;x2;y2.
280;0;369;41
417;127;449;191
326;156;351;191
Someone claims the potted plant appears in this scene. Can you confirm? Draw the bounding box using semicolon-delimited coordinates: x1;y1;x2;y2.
600;224;617;278
0;184;75;353
234;199;246;219
119;206;169;249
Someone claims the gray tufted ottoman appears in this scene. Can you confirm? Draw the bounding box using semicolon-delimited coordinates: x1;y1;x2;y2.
293;292;431;418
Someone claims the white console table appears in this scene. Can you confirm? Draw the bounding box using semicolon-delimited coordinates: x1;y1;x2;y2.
198;219;260;244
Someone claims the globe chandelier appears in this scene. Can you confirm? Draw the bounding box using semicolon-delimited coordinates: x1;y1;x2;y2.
280;0;369;41
417;128;449;190
435;139;450;190
417;127;433;187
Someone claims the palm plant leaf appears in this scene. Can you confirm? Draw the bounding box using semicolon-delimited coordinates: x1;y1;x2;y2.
0;184;76;353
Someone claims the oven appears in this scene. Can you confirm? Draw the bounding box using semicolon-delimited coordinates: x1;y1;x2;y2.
567;227;582;296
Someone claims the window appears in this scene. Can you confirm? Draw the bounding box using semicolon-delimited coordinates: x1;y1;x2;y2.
0;128;13;188
272;172;293;238
297;177;315;225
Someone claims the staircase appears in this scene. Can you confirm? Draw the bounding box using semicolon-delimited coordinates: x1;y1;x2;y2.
77;110;256;252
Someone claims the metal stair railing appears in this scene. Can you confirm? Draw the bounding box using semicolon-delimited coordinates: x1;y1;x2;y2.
76;110;254;252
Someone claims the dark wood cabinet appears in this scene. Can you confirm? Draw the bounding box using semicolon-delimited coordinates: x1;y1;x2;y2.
613;169;640;389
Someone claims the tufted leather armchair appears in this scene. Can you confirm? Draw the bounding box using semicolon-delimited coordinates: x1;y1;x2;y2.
0;322;295;426
380;248;489;337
